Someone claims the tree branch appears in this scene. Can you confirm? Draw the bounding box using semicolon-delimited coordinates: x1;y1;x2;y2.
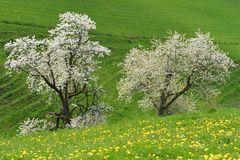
46;52;56;86
69;83;87;99
165;75;193;108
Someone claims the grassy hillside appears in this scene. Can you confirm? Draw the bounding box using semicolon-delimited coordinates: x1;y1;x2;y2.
1;108;240;159
0;0;240;137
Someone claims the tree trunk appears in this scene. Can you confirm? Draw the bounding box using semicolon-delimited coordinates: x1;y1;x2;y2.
62;101;71;125
55;117;60;129
158;95;166;116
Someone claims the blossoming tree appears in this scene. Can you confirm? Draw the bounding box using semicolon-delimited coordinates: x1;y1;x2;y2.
118;31;235;116
5;12;110;126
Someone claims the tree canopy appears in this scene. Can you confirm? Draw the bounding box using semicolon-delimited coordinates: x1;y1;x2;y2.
118;31;235;115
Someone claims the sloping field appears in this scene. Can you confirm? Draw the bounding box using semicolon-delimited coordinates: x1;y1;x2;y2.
1;108;240;159
0;0;240;137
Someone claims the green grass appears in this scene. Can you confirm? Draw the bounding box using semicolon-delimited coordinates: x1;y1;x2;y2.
0;0;240;158
1;107;240;159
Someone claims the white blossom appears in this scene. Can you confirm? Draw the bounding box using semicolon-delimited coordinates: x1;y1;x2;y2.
67;103;113;129
5;12;110;124
18;118;54;135
118;31;235;115
5;12;110;95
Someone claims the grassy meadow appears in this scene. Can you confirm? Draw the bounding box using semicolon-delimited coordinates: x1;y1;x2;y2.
1;108;240;159
0;0;240;159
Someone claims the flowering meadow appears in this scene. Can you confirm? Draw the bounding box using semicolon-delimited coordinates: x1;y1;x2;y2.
1;108;240;159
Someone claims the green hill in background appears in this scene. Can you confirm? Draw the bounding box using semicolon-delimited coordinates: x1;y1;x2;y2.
0;0;240;137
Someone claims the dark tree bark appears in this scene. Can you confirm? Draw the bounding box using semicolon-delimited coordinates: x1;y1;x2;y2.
61;101;71;125
157;75;193;116
158;94;166;116
50;104;71;129
55;117;60;129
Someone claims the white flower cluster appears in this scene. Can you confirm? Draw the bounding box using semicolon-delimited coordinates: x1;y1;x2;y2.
18;118;54;135
67;103;113;129
67;112;106;129
118;31;235;112
5;12;110;95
